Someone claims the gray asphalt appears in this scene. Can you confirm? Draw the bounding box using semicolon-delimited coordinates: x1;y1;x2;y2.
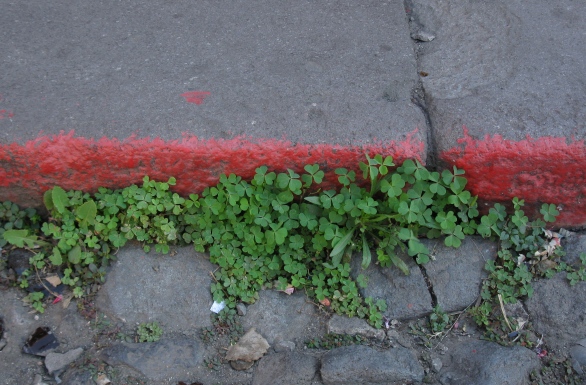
0;0;426;146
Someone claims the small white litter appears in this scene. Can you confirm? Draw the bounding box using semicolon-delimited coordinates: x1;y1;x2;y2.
210;301;226;313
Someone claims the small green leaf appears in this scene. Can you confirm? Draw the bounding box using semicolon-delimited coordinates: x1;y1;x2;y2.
361;233;372;269
43;190;54;210
49;247;63;266
274;227;287;245
76;200;97;227
2;229;48;248
68;245;82;264
540;203;559;222
387;247;410;275
52;186;70;214
304;196;321;205
331;229;355;258
401;159;417;175
335;168;356;186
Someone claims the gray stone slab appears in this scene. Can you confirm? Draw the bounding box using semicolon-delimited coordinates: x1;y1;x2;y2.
240;290;327;346
439;338;540;385
96;245;214;331
410;0;586;149
0;0;426;146
351;253;433;320
45;347;83;375
570;339;586;375
321;345;424;385
101;338;203;381
327;314;385;341
562;232;586;268
424;237;496;312
252;351;320;385
525;272;586;350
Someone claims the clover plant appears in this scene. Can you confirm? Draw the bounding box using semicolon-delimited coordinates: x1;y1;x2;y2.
1;155;577;329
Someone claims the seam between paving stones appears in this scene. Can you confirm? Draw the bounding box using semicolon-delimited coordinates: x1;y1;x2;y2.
417;260;438;309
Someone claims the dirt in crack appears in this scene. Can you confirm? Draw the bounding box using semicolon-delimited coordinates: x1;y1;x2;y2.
417;262;438;308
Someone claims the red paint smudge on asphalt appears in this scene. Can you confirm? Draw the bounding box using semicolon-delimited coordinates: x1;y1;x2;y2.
441;126;586;227
0;110;14;119
181;91;211;105
0;130;424;207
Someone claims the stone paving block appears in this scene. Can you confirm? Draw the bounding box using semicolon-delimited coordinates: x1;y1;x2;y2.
328;314;385;341
424;237;496;312
96;245;214;331
321;345;424;385
101;338;203;381
409;0;586;227
241;290;327;346
439;338;540;385
253;351;319;385
351;252;433;320
525;273;586;350
562;232;586;267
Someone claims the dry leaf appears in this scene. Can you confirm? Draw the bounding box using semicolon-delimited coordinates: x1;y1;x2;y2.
225;328;269;362
95;374;111;385
61;293;74;309
284;284;294;295
45;275;62;287
320;298;331;306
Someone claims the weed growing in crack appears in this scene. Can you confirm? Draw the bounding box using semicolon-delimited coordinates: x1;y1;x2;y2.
562;252;586;285
0;201;41;248
22;291;45;313
203;355;223;371
468;197;581;344
429;305;450;334
201;309;243;345
136;322;163;343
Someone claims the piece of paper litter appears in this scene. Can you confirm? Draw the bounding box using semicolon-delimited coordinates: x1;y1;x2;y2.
210;301;226;313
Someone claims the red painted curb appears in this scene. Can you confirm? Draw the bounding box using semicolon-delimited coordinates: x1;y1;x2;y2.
0;130;424;206
441;127;586;228
2;127;584;227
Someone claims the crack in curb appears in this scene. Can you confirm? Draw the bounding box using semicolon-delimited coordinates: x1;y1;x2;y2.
403;0;439;170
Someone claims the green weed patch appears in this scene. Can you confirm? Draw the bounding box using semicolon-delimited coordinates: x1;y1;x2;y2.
2;156;584;327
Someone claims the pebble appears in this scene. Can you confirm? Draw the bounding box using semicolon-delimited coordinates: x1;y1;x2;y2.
230;359;254;371
236;303;247;316
274;340;295;352
44;347;84;374
31;374;48;385
411;31;436;42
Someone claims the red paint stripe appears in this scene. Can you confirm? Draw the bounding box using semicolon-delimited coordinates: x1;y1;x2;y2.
0;130;424;205
441;127;586;227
